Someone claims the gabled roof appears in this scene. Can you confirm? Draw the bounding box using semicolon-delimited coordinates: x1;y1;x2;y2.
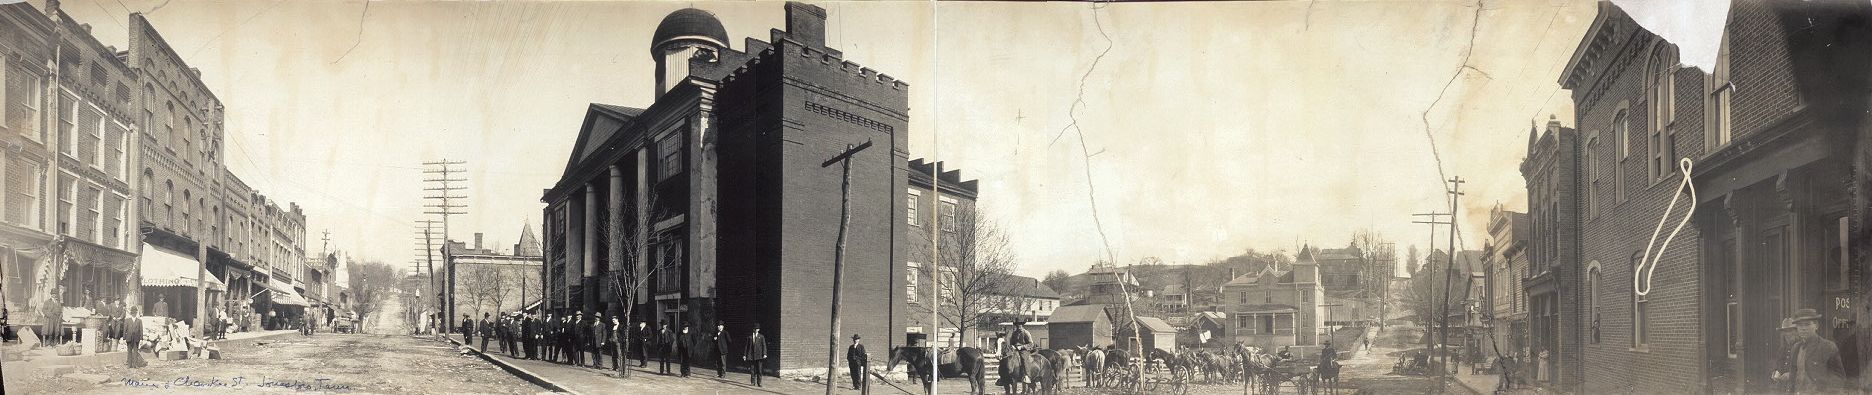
986;274;1061;299
1136;317;1176;333
559;103;647;183
1049;304;1113;324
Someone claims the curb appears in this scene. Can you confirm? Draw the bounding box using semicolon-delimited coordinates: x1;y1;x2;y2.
442;336;581;395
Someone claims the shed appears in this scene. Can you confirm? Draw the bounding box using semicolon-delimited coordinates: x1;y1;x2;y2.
1047;304;1114;350
1136;316;1178;353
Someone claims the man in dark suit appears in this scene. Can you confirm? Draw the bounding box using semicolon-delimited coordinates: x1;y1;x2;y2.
569;312;585;366
592;312;608;369
635;321;650;367
658;322;674;375
479;313;494;352
123;306;145;368
460;314;475;346
745;324;766;387
713;322;731;377
678;323;693;377
848;333;868;393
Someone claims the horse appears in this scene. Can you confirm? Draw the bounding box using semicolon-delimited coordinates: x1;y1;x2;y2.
1038;349;1073;393
1081;347;1106;387
998;348;1045;394
888;346;987;394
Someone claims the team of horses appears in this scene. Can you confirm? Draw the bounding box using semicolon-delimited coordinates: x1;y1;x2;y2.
885;344;1344;394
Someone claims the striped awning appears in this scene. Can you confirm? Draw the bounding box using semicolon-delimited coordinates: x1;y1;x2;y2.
138;243;225;291
263;277;309;306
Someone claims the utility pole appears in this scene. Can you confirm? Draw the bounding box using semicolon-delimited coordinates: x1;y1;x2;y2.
414;219;441;326
1412;211;1450;378
423;160;468;331
1442;176;1464;382
820;141;871;395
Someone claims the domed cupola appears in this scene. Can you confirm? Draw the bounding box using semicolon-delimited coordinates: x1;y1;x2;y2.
651;8;728;98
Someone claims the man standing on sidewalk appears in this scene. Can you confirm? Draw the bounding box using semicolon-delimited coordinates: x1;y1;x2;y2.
658;322;675;375
847;334;868;393
714;322;731;377
635;321;650;368
745;324;766;387
593;312;609;369
124;306;145;369
461;314;475;347
479;313;493;352
679;323;694;377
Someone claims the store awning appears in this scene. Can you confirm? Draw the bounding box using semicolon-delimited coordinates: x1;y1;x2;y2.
263;277;310;306
139;243;225;291
271;290;310;306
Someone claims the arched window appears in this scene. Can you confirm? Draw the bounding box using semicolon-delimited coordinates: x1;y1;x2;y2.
1631;251;1649;348
1646;43;1679;180
1587;261;1602;344
1705;33;1733;151
1614;107;1631;203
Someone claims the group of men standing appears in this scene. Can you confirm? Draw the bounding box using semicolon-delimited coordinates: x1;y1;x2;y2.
1774;308;1845;394
457;310;774;387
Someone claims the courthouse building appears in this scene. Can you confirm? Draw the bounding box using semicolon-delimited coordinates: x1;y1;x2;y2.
1531;1;1872;393
541;3;917;373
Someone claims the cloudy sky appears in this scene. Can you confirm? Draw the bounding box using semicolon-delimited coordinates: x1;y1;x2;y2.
58;0;1595;278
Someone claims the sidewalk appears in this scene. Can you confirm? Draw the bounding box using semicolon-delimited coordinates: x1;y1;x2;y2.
441;334;910;394
1;329;298;379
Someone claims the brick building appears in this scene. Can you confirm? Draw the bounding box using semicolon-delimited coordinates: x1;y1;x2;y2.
902;159;980;348
0;2;315;335
447;231;544;320
1539;2;1872;393
1482;205;1529;363
1521;117;1580;390
541;3;916;373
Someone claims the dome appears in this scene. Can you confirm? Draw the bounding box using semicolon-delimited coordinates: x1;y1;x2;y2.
652;8;729;51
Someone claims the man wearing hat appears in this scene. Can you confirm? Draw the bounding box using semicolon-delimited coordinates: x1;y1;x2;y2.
744;324;767;387
713;322;732;377
1005;320;1035;385
1775;318;1801;393
1786;308;1844;394
847;333;869;393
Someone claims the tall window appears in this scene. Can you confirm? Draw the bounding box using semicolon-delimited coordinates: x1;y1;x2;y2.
1614;109;1630;202
1587;263;1602;343
1631;252;1649;348
57;174;73;235
57;93;75;155
657;133;682;180
1647;45;1678;181
106;124;126;179
78;186;100;243
1585;134;1600;218
5;64;44;142
939;198;958;233
906;262;920;302
1706;34;1733;151
79;107;101;167
5;158;38;226
906;189;921;226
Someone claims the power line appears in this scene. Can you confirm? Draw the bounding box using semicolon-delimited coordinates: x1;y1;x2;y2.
422;159;467;331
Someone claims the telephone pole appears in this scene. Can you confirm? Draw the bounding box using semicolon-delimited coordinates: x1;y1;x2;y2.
1442;176;1464;382
423;160;468;331
820;141;871;395
1412;211;1450;377
413;219;441;321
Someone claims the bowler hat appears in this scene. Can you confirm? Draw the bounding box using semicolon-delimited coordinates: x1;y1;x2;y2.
1792;308;1824;323
852;334;862;340
1780;318;1799;331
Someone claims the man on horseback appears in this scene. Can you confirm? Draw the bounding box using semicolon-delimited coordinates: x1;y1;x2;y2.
1005;320;1036;386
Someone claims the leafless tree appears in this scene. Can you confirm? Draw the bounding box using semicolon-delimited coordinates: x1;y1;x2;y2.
915;206;1019;347
1351;229;1398;324
346;259;398;327
599;190;682;378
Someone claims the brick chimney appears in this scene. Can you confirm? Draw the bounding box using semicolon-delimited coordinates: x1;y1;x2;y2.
785;2;827;48
474;233;484;251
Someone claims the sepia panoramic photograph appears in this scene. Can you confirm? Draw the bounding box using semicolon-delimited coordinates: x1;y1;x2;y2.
2;0;1871;394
